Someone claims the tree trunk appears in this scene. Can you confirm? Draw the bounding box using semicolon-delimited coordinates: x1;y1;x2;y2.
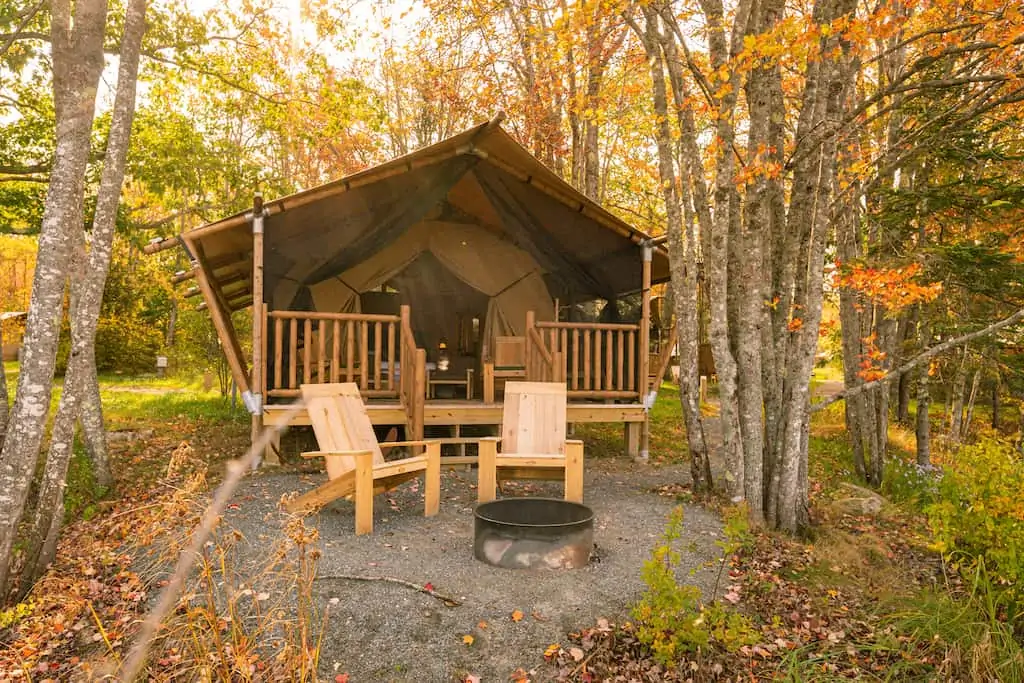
79;360;111;488
0;0;108;600
962;368;980;443
775;0;857;532
19;0;147;588
630;7;712;492
991;375;999;431
698;0;751;502
948;347;968;444
0;323;8;445
897;369;912;424
916;364;930;467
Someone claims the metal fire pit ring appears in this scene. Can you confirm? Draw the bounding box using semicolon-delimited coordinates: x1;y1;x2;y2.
474;498;594;570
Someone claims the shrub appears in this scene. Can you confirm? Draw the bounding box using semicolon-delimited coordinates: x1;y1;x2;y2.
882;457;940;508
631;507;758;665
926;437;1024;628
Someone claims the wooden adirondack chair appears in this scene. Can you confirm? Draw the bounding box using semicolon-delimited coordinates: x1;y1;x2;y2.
477;381;584;503
285;383;441;535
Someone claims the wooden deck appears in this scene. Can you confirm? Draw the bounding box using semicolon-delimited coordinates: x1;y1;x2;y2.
263;400;646;428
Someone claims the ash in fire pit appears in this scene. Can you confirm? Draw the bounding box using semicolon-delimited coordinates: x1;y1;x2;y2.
474;498;594;570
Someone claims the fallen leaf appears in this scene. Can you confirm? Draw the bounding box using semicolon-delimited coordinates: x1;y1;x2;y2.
464;675;481;683
478;620;488;629
424;582;434;591
543;643;561;660
335;675;350;683
511;609;524;622
531;610;547;621
462;634;474;646
569;647;585;662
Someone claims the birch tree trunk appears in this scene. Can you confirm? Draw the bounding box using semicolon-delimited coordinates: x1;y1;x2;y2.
0;0;108;599
698;0;752;501
916;364;931;467
630;6;712;491
948;347;968;445
775;0;857;532
22;0;148;587
962;368;981;443
0;324;8;444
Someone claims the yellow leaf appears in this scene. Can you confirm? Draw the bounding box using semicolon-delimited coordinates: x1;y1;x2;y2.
462;634;474;646
511;609;524;622
544;642;561;659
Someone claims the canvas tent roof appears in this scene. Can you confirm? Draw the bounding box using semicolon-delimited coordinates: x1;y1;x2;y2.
174;118;669;323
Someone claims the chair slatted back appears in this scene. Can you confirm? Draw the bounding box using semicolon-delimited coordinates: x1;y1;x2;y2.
301;383;384;480
501;381;566;455
494;336;527;370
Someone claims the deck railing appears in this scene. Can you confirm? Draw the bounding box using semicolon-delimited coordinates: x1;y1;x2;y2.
266;310;402;398
529;314;642;399
263;306;426;441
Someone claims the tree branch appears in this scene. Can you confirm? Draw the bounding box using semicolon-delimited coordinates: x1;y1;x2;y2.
0;162;51;175
813;307;1024;412
0;1;46;59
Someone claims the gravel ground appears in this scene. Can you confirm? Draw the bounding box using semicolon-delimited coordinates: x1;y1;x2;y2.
222;459;724;682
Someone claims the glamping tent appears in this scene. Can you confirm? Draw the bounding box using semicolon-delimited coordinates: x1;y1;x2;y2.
149;115;672;454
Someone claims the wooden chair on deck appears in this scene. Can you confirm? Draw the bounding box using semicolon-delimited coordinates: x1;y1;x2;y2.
482;336;528;403
477;382;584;503
285;383;441;534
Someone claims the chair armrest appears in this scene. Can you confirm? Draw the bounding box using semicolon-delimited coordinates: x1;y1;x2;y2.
301;449;375;459
378;439;442;449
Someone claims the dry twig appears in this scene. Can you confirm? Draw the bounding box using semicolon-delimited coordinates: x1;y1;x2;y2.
316;574;462;607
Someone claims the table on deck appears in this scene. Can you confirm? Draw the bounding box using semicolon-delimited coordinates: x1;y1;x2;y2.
426;368;474;399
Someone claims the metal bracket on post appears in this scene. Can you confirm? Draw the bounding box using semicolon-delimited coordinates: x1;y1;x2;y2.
242;390;263;415
246;192;268;232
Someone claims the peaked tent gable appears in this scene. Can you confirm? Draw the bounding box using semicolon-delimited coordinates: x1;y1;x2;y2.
171;118;670;309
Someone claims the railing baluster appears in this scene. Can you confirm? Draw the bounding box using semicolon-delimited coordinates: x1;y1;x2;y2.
273;316;283;393
604;329;613;391
317;320;326;383
593;328;602;392
571;329;579;391
583;330;591;390
560;328;568;386
386;322;395;390
303;319;312;385
628;329;636;392
331;320;341;382
359;321;369;390
616;330;624;391
288;319;298;389
346;320;355;382
373;321;382;389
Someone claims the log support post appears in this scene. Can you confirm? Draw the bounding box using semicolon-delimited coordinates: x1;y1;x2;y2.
248;193;275;464
638;241;653;462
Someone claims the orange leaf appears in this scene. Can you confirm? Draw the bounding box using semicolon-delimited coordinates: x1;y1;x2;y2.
462;634;474;646
511;609;524;622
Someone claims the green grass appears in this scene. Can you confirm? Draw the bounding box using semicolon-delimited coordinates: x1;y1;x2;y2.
574;382;687;463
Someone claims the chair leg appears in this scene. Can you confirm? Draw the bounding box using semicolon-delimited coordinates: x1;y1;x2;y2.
478;437;499;502
564;439;584;503
354;452;374;535
424;441;441;516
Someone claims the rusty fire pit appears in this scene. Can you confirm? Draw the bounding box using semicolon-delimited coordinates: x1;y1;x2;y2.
474;498;594;570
